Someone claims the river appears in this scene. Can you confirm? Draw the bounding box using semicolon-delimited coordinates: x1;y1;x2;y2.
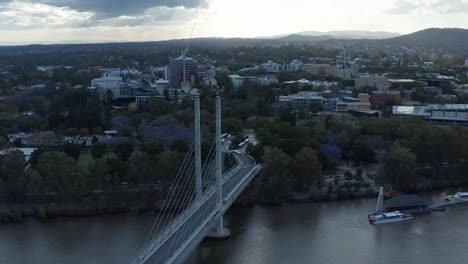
2;190;468;264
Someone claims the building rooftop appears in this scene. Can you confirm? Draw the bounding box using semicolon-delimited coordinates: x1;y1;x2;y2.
385;194;428;209
392;106;431;117
388;79;416;83
372;90;401;95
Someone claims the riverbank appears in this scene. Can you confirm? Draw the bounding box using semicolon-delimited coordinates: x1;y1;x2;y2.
0;188;163;223
2;178;466;224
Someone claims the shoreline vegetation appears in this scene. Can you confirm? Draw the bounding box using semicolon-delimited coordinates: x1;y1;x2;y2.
3;180;464;224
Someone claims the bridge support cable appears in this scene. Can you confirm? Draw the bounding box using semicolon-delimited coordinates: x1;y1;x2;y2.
138;141;195;249
134;139;217;264
129;96;263;264
153;140;218;264
201;139;216;190
131;142;198;263
158;140;218;263
149;148;195;233
168;170;220;263
132;170;195;262
134;154;198;264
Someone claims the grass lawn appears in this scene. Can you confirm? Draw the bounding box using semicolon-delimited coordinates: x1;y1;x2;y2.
78;151;117;169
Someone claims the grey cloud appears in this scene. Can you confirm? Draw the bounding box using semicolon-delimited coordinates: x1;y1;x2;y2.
0;0;206;28
385;0;468;14
430;0;468;13
4;0;207;18
43;0;206;18
385;0;421;14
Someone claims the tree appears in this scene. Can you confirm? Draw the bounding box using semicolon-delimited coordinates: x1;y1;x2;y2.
128;151;154;184
147;97;171;116
278;106;296;126
64;128;79;136
105;89;113;103
118;125;133;137
324;114;334;130
344;170;353;180
171;139;189;153
36;152;87;194
115;142;134;162
128;102;138;112
91;142;107;159
141;142;164;157
63;143;82;160
163;88;170;100
89;158;111;189
155;150;184;182
216;72;234;93
0;136;10;149
106;158;128;184
292;147;322;192
350;143;375;164
222;118;243;134
246;143;264;163
384;143;418;188
30;147;47;169
309;102;323;113
0;151;27;202
260;147;292;203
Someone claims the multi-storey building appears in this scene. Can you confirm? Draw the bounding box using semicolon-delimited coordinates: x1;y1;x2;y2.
355;74;390;90
90;74;129;99
371;90;401;106
169;54;198;89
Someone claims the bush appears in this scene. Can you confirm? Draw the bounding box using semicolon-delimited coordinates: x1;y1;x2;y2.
356;168;363;178
344;170;353;180
37;207;48;220
334;175;340;186
354;183;361;192
64;128;79;136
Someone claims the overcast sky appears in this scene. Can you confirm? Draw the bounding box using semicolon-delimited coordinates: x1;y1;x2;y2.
0;0;467;45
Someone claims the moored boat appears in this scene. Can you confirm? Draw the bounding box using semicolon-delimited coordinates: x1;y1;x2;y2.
368;211;414;224
444;192;468;201
368;187;414;225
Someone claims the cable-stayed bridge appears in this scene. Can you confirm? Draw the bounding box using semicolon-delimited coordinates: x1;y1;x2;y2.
130;96;262;264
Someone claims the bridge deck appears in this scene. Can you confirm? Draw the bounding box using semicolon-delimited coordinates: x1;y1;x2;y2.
132;152;262;264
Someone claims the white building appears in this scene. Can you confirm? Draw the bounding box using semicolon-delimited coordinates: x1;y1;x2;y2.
355;74;390;91
279;91;324;108
261;61;279;73
288;59;303;72
228;75;245;89
283;79;338;88
393;104;468;126
90;74;130;99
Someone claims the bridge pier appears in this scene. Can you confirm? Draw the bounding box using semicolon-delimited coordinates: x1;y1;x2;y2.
207;224;231;239
207;95;231;240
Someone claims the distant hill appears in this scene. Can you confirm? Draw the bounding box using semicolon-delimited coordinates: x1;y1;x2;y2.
298;30;401;39
381;28;468;51
261;30;400;40
1;28;467;56
276;34;335;42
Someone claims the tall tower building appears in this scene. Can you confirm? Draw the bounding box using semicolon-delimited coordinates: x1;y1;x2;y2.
169;52;198;89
